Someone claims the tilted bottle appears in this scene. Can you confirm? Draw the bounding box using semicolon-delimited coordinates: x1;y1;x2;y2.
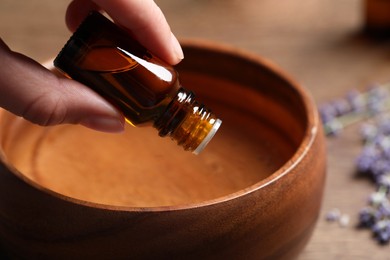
364;0;390;37
54;11;221;154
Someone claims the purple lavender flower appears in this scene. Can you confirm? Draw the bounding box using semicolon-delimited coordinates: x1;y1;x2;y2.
359;207;378;228
367;86;390;115
372;219;390;244
368;189;388;207
359;185;390;244
370;158;390;178
368;85;390;99
319;103;338;124
326;208;341;222
346;89;365;113
332;98;352;116
374;135;390;151
360;123;378;143
377;201;390;219
356;145;380;173
377;174;390;191
377;230;390;244
377;118;390;136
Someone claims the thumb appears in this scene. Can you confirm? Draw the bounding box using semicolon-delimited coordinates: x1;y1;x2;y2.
66;0;184;65
0;39;125;133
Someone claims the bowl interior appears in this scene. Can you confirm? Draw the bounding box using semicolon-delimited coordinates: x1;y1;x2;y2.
0;42;308;208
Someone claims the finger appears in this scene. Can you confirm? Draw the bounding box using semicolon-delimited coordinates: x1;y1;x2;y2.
0;39;125;133
66;0;183;65
65;0;101;32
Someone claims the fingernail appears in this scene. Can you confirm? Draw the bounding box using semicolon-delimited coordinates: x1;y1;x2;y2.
80;116;125;133
171;32;184;61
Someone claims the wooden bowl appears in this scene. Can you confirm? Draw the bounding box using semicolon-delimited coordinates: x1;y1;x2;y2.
0;40;326;259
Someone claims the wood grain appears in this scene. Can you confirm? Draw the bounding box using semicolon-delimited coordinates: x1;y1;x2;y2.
0;0;389;258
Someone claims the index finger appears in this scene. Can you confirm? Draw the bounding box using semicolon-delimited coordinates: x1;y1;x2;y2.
66;0;183;65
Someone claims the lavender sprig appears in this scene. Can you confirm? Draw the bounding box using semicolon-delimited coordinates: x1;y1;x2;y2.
319;83;390;135
322;82;390;245
355;116;390;244
372;219;390;244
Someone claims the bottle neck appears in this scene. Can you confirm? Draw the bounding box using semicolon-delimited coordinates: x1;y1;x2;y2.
154;88;221;154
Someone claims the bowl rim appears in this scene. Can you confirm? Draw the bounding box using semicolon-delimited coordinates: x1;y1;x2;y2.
0;38;321;212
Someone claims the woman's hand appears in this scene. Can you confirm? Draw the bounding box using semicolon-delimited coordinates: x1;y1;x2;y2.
0;0;183;133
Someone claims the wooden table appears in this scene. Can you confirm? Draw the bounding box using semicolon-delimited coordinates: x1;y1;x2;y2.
1;0;390;258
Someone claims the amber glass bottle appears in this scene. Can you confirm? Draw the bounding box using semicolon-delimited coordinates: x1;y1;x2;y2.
54;11;221;154
364;0;390;37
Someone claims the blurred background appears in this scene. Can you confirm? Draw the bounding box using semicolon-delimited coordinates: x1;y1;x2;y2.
1;0;390;258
